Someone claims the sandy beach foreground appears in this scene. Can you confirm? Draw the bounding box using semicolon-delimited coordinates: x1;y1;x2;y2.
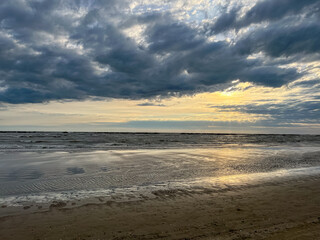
1;176;320;240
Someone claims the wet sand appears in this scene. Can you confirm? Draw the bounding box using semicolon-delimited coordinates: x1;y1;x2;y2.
1;176;320;240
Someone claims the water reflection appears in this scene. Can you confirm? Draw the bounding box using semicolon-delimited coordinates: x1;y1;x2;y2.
100;166;108;172
202;166;320;190
5;169;43;181
0;147;319;197
66;167;85;175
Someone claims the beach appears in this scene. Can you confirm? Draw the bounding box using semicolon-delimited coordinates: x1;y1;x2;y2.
1;0;320;238
1;175;320;239
1;132;320;239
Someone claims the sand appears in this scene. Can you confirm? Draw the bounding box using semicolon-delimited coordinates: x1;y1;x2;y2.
1;175;320;240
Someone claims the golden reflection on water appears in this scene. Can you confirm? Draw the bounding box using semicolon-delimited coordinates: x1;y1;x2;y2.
201;166;320;189
1;147;320;207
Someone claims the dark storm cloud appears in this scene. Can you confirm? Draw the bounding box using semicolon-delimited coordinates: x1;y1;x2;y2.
291;79;320;87
209;0;319;33
238;0;319;29
239;66;299;87
236;22;320;58
207;8;238;34
0;0;317;104
146;22;205;53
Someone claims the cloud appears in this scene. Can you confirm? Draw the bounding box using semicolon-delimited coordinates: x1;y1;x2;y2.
103;120;253;130
235;22;320;58
208;0;319;33
211;97;320;126
137;102;166;107
207;7;239;34
0;0;317;104
146;21;205;53
238;0;319;29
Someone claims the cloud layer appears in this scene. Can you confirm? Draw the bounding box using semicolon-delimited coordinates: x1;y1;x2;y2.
1;0;319;103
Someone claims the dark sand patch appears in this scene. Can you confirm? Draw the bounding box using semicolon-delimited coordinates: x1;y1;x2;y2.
49;201;67;209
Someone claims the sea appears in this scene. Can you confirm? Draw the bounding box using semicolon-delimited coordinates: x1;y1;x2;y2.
1;132;320;213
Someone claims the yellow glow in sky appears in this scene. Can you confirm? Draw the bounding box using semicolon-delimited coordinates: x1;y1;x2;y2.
0;81;311;128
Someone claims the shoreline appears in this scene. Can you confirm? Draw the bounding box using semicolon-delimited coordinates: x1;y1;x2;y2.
1;174;320;239
2;165;320;216
2;165;320;217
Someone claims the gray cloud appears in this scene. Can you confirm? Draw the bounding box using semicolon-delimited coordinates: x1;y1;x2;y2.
137;102;166;107
211;97;320;126
238;0;319;29
209;0;319;34
207;8;238;34
0;0;317;104
146;22;205;53
236;22;320;58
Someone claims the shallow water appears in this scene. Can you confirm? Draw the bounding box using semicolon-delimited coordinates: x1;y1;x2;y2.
0;132;320;207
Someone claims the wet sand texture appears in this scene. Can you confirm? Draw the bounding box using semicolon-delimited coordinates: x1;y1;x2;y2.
1;176;320;240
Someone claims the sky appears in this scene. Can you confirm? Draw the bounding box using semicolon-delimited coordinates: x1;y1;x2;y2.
0;0;319;133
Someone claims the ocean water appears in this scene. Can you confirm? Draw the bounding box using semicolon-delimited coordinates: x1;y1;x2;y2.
1;131;320;151
0;132;320;208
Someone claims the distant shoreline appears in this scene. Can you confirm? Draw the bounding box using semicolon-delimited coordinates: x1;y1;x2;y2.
0;131;319;136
